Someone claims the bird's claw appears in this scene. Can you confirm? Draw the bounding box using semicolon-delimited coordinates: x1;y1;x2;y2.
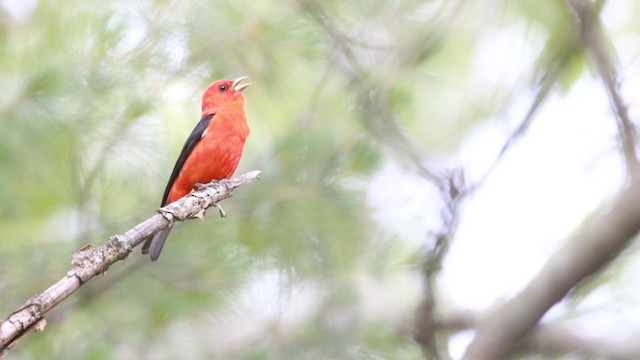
194;181;228;217
195;179;232;191
218;178;232;189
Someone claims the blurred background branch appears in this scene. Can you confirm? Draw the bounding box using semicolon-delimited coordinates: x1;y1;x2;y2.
463;168;640;359
567;0;639;175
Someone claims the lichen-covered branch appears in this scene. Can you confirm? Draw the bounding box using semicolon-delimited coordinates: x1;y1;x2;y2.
0;170;261;356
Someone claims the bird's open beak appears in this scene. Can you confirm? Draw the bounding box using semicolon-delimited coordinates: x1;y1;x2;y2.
232;76;251;92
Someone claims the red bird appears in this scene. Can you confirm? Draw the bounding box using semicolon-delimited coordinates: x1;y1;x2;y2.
142;76;251;261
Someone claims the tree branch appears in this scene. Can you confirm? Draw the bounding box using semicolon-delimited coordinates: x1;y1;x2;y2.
0;170;261;355
567;0;639;174
462;168;640;359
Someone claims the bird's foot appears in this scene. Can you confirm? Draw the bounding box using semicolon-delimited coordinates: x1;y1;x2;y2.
195;179;232;191
218;178;232;189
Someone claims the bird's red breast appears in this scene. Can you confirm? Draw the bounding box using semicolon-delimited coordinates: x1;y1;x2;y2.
167;108;249;203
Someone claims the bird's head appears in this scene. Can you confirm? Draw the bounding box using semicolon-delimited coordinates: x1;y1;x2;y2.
201;76;251;117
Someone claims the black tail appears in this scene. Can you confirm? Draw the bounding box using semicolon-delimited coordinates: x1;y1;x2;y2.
141;226;173;261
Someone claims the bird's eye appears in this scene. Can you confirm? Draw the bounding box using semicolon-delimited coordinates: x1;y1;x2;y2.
218;84;227;92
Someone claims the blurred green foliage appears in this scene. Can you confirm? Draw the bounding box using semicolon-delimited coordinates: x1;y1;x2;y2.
0;0;428;358
0;0;634;358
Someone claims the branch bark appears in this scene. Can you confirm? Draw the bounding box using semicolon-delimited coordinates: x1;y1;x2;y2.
0;170;261;355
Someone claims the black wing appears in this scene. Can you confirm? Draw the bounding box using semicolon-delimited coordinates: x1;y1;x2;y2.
160;114;215;205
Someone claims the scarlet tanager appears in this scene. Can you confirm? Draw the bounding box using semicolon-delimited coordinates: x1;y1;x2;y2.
141;76;251;261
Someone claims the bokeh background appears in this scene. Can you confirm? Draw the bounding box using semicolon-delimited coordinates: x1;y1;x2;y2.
2;0;640;359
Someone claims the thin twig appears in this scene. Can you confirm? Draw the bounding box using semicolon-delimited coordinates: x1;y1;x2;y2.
472;16;583;192
567;0;639;174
